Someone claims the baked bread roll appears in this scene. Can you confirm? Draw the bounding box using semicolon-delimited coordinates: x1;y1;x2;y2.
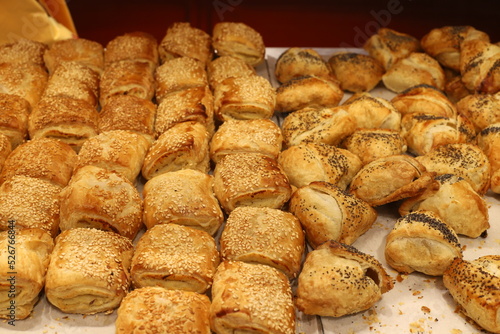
43;38;104;74
115;286;211;334
281;106;356;147
343;92;401;130
341;128;407;165
278;143;362;190
444;69;473;103
327;52;385;92
130;223;219;293
0;38;47;68
28;96;99;152
415;143;491;195
158;22;212;65
382;52;446;93
289;181;377;248
296;240;394;317
385;210;462;276
76;130;151;183
443;256;500;333
364;27;421;70
275;75;344;113
141;121;210;180
456;93;500;133
98;94;157;143
0;134;10;174
0;62;48;108
0;93;30;148
460;39;500;94
142;169;224;235
0;228;53;320
210;118;283;163
213;75;276;121
0;137;77;187
421;25;490;71
155;86;214;137
391;84;457;118
212;22;265;66
154;56;208;103
220;206;305;279
213;153;292;213
207;55;256;89
274;47;331;84
0;175;61;237
399;174;489;238
349;154;438;207
45;228;133;314
477;123;500;194
210;260;295;334
59;165;143;240
104;31;159;68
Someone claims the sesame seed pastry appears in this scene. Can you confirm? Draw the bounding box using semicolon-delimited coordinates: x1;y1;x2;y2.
43;38;104;75
0;134;10;174
0;93;30;149
104;31;159;69
207;55;256;90
0;38;47;68
0;62;48;108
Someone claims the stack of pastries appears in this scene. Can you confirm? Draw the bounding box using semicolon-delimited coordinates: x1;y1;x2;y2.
0;20;499;334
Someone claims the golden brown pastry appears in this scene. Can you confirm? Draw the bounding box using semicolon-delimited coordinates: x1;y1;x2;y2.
210;260;295;334
443;256;500;334
364;27;421;70
460;39;500;94
289;181;377;248
278;143;362;190
207;55;256;89
104;31;159;68
385;210;462;276
477;123;500;194
154;56;208;103
421;25;490;71
0;228;53;320
0;38;47;68
444;69;473;103
327;52;385;92
343;92;402;130
75;130;151;183
0;134;10;174
213;74;276;121
141;121;210;180
209;118;283;163
275;75;344;112
415;143;491;195
296;240;394;317
155;86;214;137
45;228;134;314
130;223;219;293
0;93;30;148
28;95;99;152
142;169;224;235
158;22;212;65
115;286;211;334
391;84;457;117
281;106;356;147
0;137;77;187
98;94;157;143
213;153;292;213
220;206;304;279
341;128;407;165
382;52;446;93
59;165;143;240
399;174;489;238
349;154;438;207
456;93;500;133
212;22;265;67
0;62;48;108
274;47;331;84
0;175;61;237
43;38;104;74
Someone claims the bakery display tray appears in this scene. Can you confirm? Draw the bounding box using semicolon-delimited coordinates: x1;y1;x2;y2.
1;47;498;334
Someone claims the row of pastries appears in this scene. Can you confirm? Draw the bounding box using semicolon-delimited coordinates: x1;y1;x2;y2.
0;21;499;334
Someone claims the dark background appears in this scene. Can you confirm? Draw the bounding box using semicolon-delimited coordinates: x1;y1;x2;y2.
67;0;500;48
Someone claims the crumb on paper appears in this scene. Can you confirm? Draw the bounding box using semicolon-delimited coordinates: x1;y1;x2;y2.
450;329;462;334
413;290;421;296
421;306;431;314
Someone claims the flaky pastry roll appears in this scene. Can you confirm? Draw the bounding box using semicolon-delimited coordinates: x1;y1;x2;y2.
327;52;384;92
104;31;159;68
0;38;47;68
477;123;500;194
207;55;256;89
43;38;104;74
460;39;500;94
0;93;30;148
274;47;331;84
456;93;500;133
0;62;48;108
343;92;401;130
391;84;457;118
0;134;10;174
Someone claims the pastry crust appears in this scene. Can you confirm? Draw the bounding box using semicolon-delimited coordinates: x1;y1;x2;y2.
0;62;48;108
477;123;500;194
0;134;10;174
220;206;305;279
45;228;134;314
43;38;104;74
130;223;219;293
391;84;457;117
0;93;30;148
296;240;394;317
116;286;211;334
59;165;143;240
0;38;47;68
385;210;462;276
456;93;500;133
210;260;295;334
460;39;500;94
212;22;265;66
274;47;331;84
212;153;292;213
0;228;53;320
289;181;377;248
104;31;159;68
207;55;256;89
343;92;401;130
142;169;224;235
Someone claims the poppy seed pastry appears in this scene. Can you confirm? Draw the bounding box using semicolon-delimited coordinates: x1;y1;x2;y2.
456;93;500;133
391;84;457;118
343;92;401;131
459;39;500;94
274;47;331;84
477;123;500;194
